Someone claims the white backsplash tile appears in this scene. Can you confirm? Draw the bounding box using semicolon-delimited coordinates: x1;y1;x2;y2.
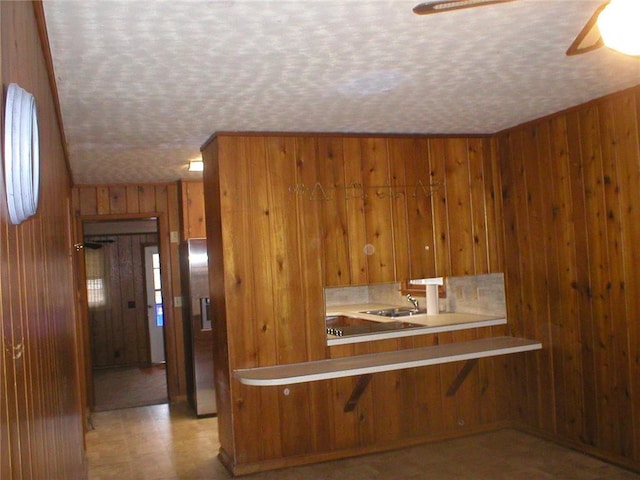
324;282;404;308
324;285;369;307
367;282;404;306
445;273;506;316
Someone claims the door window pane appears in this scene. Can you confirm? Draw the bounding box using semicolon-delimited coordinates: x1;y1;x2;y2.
151;252;163;326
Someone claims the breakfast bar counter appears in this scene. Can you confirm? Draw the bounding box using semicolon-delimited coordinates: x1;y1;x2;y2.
234;336;541;387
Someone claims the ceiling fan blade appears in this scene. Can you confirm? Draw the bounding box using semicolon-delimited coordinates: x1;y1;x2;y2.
566;2;609;56
413;0;516;15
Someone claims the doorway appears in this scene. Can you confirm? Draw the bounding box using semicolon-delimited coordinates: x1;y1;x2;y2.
82;218;168;411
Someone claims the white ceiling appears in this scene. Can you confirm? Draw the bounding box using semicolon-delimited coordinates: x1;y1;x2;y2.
42;0;640;185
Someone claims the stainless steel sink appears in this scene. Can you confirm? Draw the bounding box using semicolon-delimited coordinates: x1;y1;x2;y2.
359;307;426;318
326;315;423;337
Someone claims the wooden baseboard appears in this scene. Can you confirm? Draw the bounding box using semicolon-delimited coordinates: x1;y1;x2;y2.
224;420;511;477
512;422;640;475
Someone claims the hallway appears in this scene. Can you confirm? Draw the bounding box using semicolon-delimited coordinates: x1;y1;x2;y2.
86;403;640;480
92;364;168;411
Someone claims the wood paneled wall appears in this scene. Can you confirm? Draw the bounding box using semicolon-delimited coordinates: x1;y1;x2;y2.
179;180;206;240
203;133;506;474
87;233;158;368
0;2;85;479
71;183;187;400
315;136;502;285
497;84;640;469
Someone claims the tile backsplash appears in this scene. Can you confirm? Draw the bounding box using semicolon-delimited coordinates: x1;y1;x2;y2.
445;273;506;316
324;273;506;317
323;282;406;307
324;282;405;307
324;285;371;306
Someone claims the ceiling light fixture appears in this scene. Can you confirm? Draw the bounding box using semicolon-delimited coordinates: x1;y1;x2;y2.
597;0;640;56
188;158;204;172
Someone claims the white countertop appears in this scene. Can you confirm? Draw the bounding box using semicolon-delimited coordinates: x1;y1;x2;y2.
235;336;540;386
325;304;506;346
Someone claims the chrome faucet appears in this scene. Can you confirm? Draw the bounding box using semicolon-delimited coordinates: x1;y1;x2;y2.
406;294;419;311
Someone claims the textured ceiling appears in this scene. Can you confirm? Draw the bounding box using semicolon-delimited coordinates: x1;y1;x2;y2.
42;0;640;185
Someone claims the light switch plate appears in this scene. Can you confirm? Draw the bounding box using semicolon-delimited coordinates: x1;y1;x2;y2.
170;231;179;243
174;296;182;307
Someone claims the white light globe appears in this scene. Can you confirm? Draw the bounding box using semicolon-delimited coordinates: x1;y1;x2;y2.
598;0;640;56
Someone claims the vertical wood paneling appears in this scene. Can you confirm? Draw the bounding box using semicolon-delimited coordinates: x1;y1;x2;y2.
109;185;127;214
87;233;157;368
387;139;411;281
294;137;326;362
342;138;369;285
328;345;359;449
258;137;288;460
179;180;206;240
548;116;585;441
267;137;308;364
78;187;98;216
580;103;612;450
468;138;491;274
391;138;436;279
443;139;475;275
1;3;85;478
599;98;629;456
293;137;327;454
317;138;351;286
496;131;529;422
526;122;556;434
205;132;505;473
247;137;277;367
498;86;640;468
216;136;261;463
361;138;395;283
370;339;404;444
484;139;504;273
565;109;598;448
139;185;157;213
428;139;452;275
96;186;110;214
616;94;640;460
451;328;480;429
126;185;140;213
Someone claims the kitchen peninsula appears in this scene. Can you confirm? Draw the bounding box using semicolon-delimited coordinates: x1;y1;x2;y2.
202;132;541;476
235;275;539;395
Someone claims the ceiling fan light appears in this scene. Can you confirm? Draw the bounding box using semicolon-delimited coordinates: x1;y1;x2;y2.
597;0;640;56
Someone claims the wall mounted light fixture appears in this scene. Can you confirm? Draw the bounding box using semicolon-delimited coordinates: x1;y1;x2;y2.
3;83;40;225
